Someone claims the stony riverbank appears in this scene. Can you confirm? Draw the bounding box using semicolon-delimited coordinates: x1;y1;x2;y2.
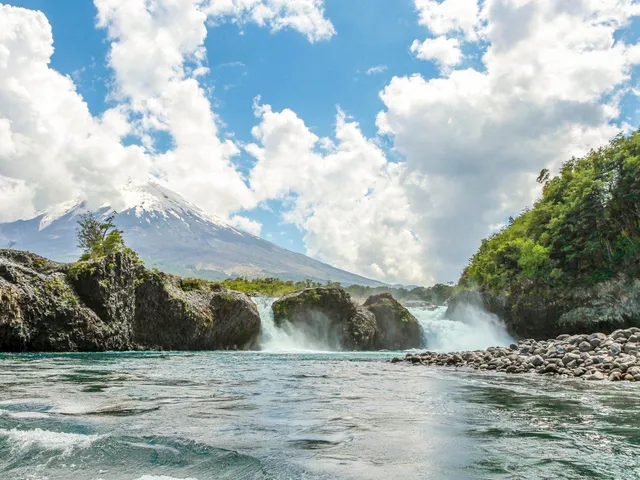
392;328;640;381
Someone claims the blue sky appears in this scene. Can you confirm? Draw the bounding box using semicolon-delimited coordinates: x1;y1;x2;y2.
0;0;638;284
4;0;445;254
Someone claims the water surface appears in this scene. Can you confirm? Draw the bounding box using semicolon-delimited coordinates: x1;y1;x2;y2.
1;351;639;480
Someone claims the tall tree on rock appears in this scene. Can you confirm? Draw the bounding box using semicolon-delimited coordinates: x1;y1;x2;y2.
76;212;125;260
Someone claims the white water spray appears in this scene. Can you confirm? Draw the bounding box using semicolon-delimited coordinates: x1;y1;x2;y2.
253;297;514;353
413;304;515;352
254;298;336;352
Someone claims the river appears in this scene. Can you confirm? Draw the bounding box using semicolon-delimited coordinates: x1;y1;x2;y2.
0;301;639;479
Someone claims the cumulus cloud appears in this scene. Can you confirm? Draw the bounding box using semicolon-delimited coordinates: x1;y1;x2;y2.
0;1;335;222
205;0;336;42
376;0;640;281
247;103;426;284
229;215;263;236
410;36;461;68
414;0;480;39
0;4;150;218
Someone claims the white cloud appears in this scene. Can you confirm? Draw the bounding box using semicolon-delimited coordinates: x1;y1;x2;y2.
0;175;36;223
366;65;388;75
414;0;480;39
0;4;150;218
375;0;639;281
205;0;336;42
229;215;263;235
410;36;462;68
247;103;426;284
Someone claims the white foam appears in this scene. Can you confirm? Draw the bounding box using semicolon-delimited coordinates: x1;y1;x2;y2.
411;305;515;352
0;410;50;419
0;428;103;455
255;297;337;353
134;476;199;480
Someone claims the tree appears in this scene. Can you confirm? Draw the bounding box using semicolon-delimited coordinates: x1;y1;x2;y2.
76;212;125;260
7;240;16;249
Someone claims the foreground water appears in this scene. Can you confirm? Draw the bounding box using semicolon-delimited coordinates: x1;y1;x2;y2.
1;351;640;480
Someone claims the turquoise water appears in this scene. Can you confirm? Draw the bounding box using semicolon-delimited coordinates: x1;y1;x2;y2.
1;351;640;480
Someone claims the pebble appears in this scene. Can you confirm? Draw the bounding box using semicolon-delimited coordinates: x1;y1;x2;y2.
392;330;640;382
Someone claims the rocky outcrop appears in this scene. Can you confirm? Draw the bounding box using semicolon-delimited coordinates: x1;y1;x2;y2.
271;288;419;350
363;293;421;350
0;249;261;352
134;271;260;350
0;250;130;351
392;327;640;382
446;279;640;340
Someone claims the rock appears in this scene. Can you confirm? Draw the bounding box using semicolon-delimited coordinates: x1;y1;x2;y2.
578;341;594;352
609;371;622;381
610;343;621;356
362;293;422;350
390;357;402;364
585;371;605;381
272;287;366;350
134;270;261;350
556;334;570;341
624;343;638;354
509;343;518;350
530;355;545;366
0;250;131;351
272;289;420;350
544;364;558;374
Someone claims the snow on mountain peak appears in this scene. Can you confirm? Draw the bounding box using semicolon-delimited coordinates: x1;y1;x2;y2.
119;181;231;229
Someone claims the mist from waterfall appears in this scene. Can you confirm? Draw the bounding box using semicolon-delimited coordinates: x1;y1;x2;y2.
414;304;515;352
253;297;514;353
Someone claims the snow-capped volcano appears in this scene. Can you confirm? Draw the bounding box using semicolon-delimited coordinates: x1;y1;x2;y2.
0;182;385;286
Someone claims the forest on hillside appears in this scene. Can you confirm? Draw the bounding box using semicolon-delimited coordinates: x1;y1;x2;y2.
459;130;639;333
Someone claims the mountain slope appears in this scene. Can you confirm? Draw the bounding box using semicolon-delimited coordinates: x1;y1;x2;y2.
0;182;385;286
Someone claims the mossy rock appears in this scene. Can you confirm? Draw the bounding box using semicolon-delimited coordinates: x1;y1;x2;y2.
271;287;377;350
362;293;421;349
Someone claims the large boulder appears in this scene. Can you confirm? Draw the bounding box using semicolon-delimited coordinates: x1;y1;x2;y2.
0;250;130;351
134;272;261;350
0;249;262;352
272;288;420;350
363;293;422;350
272;287;374;350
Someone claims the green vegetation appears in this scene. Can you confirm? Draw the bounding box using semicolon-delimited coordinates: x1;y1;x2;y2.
76;212;127;261
217;276;453;303
461;130;640;297
181;277;207;291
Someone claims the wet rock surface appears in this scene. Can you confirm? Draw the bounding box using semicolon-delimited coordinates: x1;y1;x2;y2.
392;329;640;382
272;288;420;350
0;249;261;352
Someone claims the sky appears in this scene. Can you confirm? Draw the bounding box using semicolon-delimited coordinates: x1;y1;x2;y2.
0;0;638;286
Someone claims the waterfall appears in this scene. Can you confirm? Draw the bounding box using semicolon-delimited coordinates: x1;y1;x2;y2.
253;297;515;353
411;304;515;352
254;297;335;352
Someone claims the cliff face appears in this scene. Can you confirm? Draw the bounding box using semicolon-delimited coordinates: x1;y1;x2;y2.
0;250;261;352
134;272;261;350
446;278;640;340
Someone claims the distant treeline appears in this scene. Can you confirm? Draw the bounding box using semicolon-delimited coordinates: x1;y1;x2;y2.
219;276;454;304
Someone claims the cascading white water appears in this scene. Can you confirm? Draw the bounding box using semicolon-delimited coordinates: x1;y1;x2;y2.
254;297;336;352
253;297;515;353
412;304;515;352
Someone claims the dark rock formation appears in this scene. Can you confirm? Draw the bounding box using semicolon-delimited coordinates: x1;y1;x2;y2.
0;249;261;352
447;280;640;340
134;271;260;350
271;287;419;350
363;293;421;350
0;250;130;351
